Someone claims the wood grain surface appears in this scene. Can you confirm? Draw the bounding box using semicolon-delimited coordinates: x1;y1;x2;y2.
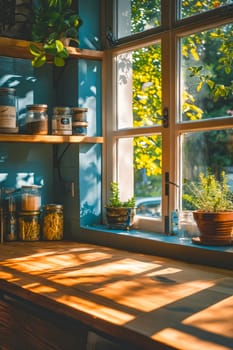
0;241;232;350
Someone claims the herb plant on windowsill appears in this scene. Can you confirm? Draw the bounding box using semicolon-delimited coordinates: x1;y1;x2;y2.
29;0;82;68
105;182;136;230
183;169;233;246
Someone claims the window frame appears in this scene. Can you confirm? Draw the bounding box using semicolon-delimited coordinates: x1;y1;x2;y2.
103;1;233;234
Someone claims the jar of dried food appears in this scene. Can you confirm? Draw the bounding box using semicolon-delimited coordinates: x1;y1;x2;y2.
52;107;72;135
42;204;63;240
20;185;42;211
3;190;17;241
0;87;18;133
25;104;48;135
18;211;40;241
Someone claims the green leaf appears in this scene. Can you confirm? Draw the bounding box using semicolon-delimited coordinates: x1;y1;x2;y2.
29;44;43;57
32;54;47;68
54;56;65;67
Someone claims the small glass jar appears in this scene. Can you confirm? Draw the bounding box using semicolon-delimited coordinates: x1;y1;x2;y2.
25;104;48;135
42;204;63;240
0;87;17;132
71;107;88;122
20;185;42;212
52;107;72;135
72;121;88;135
18;211;41;241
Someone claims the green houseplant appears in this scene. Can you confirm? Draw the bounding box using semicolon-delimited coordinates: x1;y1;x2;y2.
105;182;136;230
183;169;233;246
29;0;82;67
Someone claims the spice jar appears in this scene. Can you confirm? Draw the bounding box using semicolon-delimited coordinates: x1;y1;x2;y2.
0;87;18;133
25;104;48;134
52;107;72;135
18;211;41;241
42;204;63;240
20;185;42;211
3;191;17;241
71;107;88;122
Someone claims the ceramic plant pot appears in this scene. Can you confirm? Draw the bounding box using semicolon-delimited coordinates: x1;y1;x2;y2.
105;207;136;230
193;211;233;246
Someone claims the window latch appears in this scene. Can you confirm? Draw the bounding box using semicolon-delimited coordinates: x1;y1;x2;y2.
163;107;169;128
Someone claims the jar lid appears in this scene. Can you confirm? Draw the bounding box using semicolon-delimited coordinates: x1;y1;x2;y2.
53;107;71;114
19;211;41;215
71;107;88;113
43;204;63;210
26;104;48;111
72;121;88;127
21;185;42;189
0;87;16;95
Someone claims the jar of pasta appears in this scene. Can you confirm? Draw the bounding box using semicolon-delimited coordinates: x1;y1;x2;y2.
42;204;63;240
18;211;40;241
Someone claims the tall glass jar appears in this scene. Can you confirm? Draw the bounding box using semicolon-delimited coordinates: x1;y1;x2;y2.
42;204;63;240
0;87;18;133
20;185;42;212
18;211;41;241
25;104;48;135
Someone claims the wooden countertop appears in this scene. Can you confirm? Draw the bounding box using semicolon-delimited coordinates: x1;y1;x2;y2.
0;241;232;350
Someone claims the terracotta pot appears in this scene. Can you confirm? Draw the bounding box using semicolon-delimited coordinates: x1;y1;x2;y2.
105;207;136;230
193;211;233;246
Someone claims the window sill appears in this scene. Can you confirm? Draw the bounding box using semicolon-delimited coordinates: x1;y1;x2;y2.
79;225;233;271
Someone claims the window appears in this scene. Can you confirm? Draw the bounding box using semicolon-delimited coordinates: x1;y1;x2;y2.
105;1;233;234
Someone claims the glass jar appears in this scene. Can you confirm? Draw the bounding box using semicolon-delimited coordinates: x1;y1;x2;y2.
18;211;41;241
3;189;17;241
72;121;88;135
25;104;48;135
71;107;88;122
42;204;63;240
20;185;42;212
52;107;72;135
0;87;18;132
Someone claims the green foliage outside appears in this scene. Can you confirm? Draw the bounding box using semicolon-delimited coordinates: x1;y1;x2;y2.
130;1;233;197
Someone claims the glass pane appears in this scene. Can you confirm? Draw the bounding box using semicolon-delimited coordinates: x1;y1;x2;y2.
181;129;233;210
117;136;162;218
116;0;161;39
180;24;233;121
179;0;233;19
117;43;162;129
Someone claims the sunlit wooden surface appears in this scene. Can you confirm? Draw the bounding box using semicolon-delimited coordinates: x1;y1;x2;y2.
0;241;232;350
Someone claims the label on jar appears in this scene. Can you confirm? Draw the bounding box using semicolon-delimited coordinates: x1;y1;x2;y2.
0;106;16;128
52;116;72;135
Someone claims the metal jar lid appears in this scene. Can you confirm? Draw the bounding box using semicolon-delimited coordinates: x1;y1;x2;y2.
43;204;63;211
26;104;48;111
0;87;16;95
53;107;71;115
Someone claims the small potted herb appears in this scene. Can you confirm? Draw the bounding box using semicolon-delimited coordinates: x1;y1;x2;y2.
29;0;82;67
105;182;136;230
183;169;233;246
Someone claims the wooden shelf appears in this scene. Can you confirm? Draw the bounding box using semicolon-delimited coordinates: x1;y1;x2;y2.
0;134;104;144
0;37;104;61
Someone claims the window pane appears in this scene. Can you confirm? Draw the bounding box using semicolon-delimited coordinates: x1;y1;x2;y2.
181;129;233;210
180;24;233;121
116;0;161;39
117;136;162;218
179;1;233;19
117;43;162;129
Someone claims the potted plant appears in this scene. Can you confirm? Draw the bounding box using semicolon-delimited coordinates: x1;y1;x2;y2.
29;0;82;67
183;169;233;246
105;182;136;230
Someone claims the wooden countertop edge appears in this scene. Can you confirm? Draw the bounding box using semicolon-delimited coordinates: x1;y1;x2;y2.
0;278;174;350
